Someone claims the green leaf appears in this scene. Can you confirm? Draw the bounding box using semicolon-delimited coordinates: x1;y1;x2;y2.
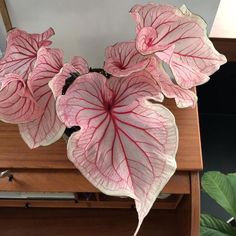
201;214;236;236
202;172;236;219
227;174;236;198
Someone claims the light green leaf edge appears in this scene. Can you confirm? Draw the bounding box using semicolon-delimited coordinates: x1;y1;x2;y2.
201;214;236;236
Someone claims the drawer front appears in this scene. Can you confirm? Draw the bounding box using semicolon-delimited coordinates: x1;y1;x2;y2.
0;170;190;194
0;122;73;170
0;194;184;210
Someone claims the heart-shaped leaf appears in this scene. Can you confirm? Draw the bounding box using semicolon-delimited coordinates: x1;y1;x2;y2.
201;214;236;236
0;28;54;80
0;73;43;123
56;72;178;235
130;4;227;89
19;47;65;148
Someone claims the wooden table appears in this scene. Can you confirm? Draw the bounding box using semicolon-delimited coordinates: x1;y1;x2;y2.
0;98;202;236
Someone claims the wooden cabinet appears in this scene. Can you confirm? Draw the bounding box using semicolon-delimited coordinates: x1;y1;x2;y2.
0;1;203;234
0;99;202;236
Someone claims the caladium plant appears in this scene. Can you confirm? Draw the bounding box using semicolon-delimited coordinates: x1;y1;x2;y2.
53;3;225;235
131;4;227;89
0;27;90;148
104;41;198;108
0;2;227;235
104;4;227;108
55;71;178;235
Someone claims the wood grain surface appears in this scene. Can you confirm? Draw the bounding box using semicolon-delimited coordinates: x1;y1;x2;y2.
190;172;200;236
0;170;190;194
0;203;193;236
0;99;202;171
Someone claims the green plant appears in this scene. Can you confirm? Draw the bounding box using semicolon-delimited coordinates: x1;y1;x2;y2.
201;171;236;235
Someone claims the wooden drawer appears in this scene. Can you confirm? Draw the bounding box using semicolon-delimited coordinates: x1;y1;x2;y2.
0;169;190;194
0;194;184;210
0;202;193;236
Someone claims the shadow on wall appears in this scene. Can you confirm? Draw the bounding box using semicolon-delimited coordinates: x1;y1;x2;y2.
0;16;7;53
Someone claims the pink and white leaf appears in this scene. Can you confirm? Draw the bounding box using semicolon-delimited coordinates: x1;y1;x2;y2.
146;57;197;108
56;73;109;128
31;27;55;47
0;28;55;80
19;47;65;148
56;72;178;235
135;27;172;55
104;42;150;77
131;3;227;89
130;4;177;33
164;38;226;89
158;71;197;108
49;56;89;98
107;71;164;104
130;3;179;49
49;64;76;98
70;56;89;74
18;95;65;148
0;73;43;123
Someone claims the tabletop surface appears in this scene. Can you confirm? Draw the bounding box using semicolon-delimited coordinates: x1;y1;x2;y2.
0;98;202;171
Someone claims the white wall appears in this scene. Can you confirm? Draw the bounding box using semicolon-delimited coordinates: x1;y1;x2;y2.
210;0;236;38
1;0;220;67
